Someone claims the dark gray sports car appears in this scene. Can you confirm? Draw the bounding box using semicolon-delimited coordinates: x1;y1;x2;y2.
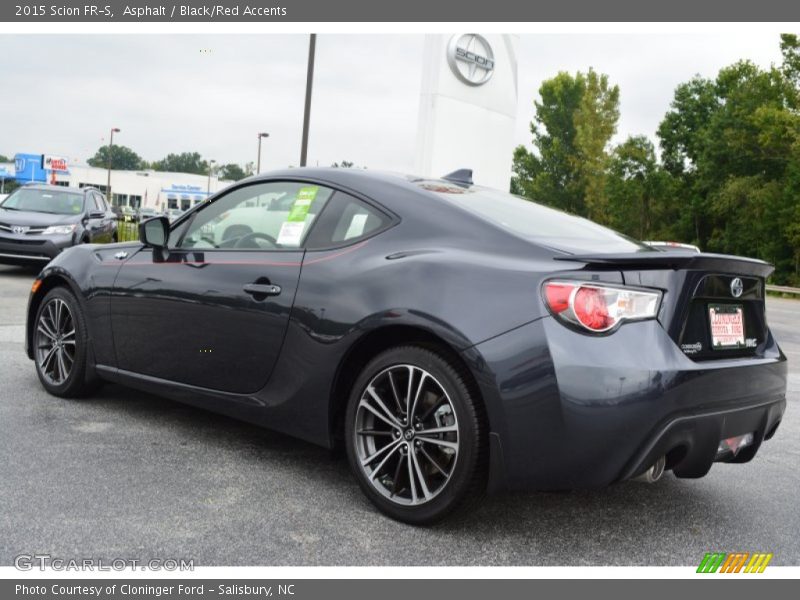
25;168;787;524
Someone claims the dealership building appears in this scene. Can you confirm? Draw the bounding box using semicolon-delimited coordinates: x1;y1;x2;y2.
1;154;231;212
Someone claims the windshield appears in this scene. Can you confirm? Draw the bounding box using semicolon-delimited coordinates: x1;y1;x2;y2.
0;188;84;215
420;182;653;254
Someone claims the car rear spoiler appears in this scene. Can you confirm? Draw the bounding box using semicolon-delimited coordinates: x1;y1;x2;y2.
554;251;774;278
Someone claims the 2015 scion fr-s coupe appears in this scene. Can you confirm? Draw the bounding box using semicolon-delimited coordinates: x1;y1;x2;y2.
25;168;787;524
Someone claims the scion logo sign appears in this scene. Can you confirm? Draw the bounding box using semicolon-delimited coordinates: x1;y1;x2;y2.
696;552;773;573
446;33;495;86
730;277;744;298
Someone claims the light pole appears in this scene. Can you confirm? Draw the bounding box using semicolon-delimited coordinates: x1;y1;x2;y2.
206;159;216;196
106;127;120;203
300;33;316;167
256;133;269;173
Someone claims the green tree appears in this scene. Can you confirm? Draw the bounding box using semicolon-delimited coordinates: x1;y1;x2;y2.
331;160;355;168
657;50;800;283
573;70;620;220
87;145;144;170
512;69;620;218
218;163;249;181
780;33;800;92
1;152;18;194
606;136;675;240
151;152;208;175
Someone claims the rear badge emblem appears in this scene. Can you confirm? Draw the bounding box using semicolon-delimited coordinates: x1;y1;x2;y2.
681;342;702;355
730;278;744;298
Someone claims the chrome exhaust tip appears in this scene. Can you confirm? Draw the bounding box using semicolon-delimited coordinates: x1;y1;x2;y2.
632;455;666;483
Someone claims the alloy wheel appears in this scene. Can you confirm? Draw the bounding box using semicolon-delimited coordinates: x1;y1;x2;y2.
354;364;460;506
35;298;76;386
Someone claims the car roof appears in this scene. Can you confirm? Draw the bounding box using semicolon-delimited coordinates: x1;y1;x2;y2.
242;167;472;215
251;167;428;189
22;183;92;194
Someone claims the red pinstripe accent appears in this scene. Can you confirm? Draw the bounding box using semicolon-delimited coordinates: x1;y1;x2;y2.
304;241;368;265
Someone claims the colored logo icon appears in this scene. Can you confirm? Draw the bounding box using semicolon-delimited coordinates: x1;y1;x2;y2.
697;552;773;573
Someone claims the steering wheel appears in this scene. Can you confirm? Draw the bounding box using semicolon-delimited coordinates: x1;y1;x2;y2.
234;232;279;249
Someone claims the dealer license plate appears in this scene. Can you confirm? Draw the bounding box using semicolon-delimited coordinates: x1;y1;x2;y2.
709;304;745;349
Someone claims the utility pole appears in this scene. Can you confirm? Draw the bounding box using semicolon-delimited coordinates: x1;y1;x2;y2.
207;159;216;195
257;133;269;173
300;33;316;167
106;127;120;203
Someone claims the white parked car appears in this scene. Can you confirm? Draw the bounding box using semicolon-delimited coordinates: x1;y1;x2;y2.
644;240;701;253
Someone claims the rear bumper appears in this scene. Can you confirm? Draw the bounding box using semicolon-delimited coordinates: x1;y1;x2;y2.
619;397;784;481
0;233;73;265
466;317;788;492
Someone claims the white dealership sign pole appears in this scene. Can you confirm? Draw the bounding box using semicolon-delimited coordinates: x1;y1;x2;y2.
415;34;519;190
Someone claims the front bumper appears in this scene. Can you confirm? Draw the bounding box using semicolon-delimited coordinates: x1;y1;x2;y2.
467;316;787;492
0;233;74;265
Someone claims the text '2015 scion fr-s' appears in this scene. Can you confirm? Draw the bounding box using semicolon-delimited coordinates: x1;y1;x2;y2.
25;168;787;524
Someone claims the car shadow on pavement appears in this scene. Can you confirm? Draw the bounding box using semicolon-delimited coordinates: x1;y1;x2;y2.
63;381;773;566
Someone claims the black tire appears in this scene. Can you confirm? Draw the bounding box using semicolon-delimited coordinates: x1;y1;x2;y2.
344;345;488;525
32;287;98;398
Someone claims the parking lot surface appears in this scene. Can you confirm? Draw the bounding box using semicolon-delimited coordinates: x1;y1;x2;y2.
1;264;798;566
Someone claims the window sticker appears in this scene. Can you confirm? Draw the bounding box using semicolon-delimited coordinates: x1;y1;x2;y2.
344;213;369;240
286;186;318;222
277;186;318;245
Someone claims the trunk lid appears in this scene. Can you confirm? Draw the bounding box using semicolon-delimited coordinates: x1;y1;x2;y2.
555;252;772;360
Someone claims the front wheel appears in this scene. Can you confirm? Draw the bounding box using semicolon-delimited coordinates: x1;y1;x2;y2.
344;345;488;525
33;287;97;398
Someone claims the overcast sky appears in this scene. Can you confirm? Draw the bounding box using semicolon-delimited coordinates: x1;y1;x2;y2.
0;33;786;172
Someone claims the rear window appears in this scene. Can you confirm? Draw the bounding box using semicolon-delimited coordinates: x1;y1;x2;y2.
420;182;652;254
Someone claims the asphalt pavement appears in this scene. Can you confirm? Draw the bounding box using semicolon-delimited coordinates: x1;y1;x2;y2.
1;264;798;566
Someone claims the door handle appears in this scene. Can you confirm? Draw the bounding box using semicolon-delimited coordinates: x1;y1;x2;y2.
243;283;282;297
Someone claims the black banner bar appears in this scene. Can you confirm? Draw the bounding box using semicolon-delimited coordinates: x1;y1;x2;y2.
2;0;800;22
4;579;800;600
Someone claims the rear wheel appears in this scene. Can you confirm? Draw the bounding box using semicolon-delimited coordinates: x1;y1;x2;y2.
33;287;96;398
345;345;487;524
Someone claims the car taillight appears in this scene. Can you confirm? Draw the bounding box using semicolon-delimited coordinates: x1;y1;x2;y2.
543;281;661;333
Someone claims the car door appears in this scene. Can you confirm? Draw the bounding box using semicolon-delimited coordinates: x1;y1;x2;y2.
109;180;334;393
85;192;109;242
96;193;116;241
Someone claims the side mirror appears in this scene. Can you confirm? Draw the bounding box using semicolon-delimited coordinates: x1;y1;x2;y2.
139;216;170;249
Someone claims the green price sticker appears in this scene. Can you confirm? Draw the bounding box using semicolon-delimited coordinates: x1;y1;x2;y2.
287;186;318;222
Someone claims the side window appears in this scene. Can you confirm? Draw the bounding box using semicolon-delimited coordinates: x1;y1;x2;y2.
305;193;391;249
90;193;103;212
93;193;106;211
172;181;334;250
